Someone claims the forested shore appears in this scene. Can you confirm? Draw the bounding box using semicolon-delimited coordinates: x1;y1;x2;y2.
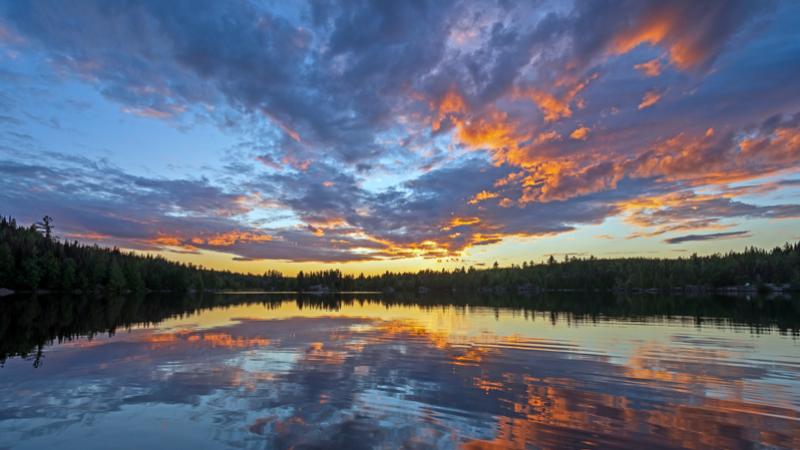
0;216;282;294
2;216;799;296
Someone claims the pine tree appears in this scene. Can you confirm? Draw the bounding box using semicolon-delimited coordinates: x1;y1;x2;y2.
20;258;41;290
106;259;127;293
0;243;13;286
61;258;77;291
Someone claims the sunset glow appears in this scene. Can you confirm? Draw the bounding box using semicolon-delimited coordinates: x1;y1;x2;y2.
1;0;799;275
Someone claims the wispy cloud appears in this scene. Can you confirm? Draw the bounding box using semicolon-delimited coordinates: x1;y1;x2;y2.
638;89;663;109
664;231;752;245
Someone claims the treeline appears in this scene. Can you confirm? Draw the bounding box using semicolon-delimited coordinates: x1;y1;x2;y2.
263;242;800;294
295;269;365;291
2;215;800;294
0;216;291;293
357;246;800;293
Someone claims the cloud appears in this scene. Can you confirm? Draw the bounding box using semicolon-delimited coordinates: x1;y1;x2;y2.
468;190;500;204
515;74;598;123
638;89;663;109
634;59;662;77
0;0;458;165
603;0;772;70
569;126;590;140
0;153;382;262
0;0;798;264
664;230;751;244
0;151;614;262
631;112;800;185
621;189;800;240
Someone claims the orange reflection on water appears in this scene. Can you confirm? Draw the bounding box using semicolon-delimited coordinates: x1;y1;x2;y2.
318;314;800;449
109;301;800;450
304;341;348;365
195;333;271;349
145;330;270;349
458;376;800;449
453;339;800;449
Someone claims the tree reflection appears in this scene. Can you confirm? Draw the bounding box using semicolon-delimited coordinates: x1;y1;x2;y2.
1;292;798;367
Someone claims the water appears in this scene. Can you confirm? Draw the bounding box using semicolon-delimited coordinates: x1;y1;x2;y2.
1;293;799;449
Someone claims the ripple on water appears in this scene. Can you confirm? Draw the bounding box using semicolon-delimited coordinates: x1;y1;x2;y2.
0;296;799;449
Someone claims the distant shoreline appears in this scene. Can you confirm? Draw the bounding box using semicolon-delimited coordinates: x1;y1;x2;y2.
3;286;797;300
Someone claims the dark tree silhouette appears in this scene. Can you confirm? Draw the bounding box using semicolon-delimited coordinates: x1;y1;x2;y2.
35;215;54;240
1;215;799;295
0;216;293;293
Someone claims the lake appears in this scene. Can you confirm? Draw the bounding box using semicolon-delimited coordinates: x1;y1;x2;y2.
1;293;799;449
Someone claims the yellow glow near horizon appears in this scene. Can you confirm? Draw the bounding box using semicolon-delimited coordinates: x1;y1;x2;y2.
149;299;799;357
123;215;800;276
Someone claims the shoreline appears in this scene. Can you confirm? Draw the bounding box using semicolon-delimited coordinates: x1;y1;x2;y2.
2;285;798;299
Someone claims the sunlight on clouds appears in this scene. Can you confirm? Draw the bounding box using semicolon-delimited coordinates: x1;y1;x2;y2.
634;59;662;77
1;0;798;271
468;190;500;204
569;126;590;140
638;89;662;109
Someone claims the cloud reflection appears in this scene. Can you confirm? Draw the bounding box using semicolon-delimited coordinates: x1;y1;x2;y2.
1;300;798;449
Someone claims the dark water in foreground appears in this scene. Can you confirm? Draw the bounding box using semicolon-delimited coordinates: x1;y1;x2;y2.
0;293;799;449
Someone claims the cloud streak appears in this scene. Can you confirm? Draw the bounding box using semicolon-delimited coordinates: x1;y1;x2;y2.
664;231;752;245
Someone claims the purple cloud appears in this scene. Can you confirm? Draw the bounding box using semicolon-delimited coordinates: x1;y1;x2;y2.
0;0;799;264
664;231;752;245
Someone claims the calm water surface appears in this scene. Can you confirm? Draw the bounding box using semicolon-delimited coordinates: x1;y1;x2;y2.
1;293;799;449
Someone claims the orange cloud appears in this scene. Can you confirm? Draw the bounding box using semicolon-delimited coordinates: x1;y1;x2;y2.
151;230;273;249
202;230;272;246
520;160;623;203
498;198;514;208
63;231;114;241
632;132;731;183
431;88;467;131
515;74;598;123
526;90;573;122
429;88;531;167
569;126;590;140
307;225;325;237
634;59;662;77
638;89;662;109
617;191;735;234
151;235;184;246
468;190;500;204
454;108;530;162
494;171;526;187
442;216;481;230
535;130;562;144
740;127;800;165
631;122;800;186
612;9;675;55
616;179;800;240
304;216;348;229
609;4;728;70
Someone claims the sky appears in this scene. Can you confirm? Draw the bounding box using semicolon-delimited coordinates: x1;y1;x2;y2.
1;0;799;276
